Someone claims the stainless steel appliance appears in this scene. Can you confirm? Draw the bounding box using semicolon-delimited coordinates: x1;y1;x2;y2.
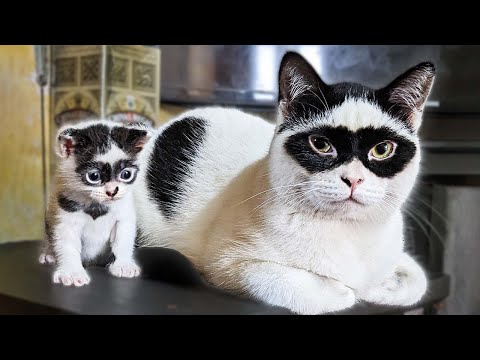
155;45;480;113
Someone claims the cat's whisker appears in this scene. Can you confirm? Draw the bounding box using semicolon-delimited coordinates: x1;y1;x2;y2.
235;180;319;207
406;192;449;224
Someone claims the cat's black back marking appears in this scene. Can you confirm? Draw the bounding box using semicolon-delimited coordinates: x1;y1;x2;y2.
84;202;109;220
285;126;416;178
146;117;208;220
58;194;82;212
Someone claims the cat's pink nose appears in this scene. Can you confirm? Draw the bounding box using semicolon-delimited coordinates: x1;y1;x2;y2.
106;187;119;198
341;177;364;193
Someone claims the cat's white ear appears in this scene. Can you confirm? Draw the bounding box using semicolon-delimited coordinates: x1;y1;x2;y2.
278;51;327;119
56;128;77;159
382;62;436;131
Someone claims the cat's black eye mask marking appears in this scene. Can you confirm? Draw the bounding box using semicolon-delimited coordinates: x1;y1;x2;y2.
284;125;416;178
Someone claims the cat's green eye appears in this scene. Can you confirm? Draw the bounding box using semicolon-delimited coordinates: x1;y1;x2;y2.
309;135;335;155
369;141;396;160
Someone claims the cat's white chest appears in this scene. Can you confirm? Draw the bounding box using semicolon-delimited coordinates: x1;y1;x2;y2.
266;212;404;290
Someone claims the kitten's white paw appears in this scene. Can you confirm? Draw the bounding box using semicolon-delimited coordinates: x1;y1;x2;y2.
359;270;427;306
39;252;56;265
53;268;90;287
109;261;141;278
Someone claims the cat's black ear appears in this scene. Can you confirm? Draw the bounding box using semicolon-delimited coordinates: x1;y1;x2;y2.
57;128;77;159
278;51;327;118
113;125;152;154
129;128;151;152
380;62;436;131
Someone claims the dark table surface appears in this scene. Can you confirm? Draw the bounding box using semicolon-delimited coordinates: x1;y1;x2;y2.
0;241;449;315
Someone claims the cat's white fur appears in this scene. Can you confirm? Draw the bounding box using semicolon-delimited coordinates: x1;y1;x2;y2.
135;105;427;314
41;120;144;286
49;192;139;286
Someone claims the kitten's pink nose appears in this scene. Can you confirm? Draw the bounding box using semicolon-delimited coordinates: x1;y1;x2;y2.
341;177;364;193
106;187;119;198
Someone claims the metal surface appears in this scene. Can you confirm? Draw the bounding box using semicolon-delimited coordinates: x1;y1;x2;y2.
156;45;480;113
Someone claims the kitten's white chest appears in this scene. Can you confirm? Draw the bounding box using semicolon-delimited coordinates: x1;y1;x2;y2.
81;212;117;261
80;195;135;262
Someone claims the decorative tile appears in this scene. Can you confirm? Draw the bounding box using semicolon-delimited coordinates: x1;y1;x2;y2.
81;55;100;85
133;61;155;92
108;56;128;88
55;58;77;87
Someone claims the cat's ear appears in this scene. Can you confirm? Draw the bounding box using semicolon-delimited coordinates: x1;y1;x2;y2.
125;126;152;153
56;128;77;159
111;124;153;154
278;51;327;118
381;62;436;131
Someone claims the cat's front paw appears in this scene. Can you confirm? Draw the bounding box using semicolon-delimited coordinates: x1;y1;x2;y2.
53;268;90;287
359;269;427;307
295;277;356;315
109;261;141;278
39;252;56;265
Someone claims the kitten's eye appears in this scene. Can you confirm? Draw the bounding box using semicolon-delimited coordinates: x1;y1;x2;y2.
308;135;336;155
86;170;101;185
369;141;396;160
119;168;136;182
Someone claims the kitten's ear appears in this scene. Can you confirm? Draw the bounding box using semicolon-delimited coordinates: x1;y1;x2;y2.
125;127;152;153
278;51;327;117
381;62;436;131
56;128;77;159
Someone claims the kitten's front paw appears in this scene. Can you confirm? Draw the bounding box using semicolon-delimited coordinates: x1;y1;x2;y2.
109;261;141;278
53;268;90;287
39;252;56;265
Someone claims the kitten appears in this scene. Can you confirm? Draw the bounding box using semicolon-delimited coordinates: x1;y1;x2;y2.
40;120;150;287
135;52;435;314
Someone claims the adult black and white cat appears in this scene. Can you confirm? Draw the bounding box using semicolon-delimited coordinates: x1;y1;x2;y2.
40;120;150;286
135;52;435;314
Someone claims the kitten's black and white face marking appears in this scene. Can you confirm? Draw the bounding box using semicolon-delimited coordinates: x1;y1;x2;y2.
57;121;149;205
270;52;435;220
